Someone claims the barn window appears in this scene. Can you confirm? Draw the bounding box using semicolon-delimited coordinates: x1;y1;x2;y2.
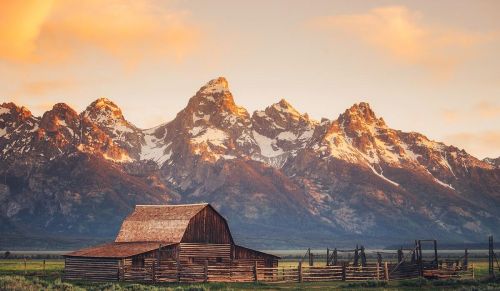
132;257;145;267
216;257;222;263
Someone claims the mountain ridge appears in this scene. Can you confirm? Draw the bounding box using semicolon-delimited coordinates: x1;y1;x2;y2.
1;77;499;249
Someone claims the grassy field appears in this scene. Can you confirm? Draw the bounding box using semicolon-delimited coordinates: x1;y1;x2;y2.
0;259;499;290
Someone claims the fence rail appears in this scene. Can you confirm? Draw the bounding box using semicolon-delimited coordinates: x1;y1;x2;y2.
121;262;390;283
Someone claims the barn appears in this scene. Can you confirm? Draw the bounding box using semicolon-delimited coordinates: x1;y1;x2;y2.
63;203;279;282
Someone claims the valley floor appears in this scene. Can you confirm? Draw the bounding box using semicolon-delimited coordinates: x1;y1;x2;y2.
0;259;499;290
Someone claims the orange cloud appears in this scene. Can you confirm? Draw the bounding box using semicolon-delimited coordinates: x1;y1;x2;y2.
311;6;493;78
0;0;54;61
0;0;200;66
445;131;500;159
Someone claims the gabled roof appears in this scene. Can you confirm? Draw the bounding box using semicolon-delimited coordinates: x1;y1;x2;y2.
114;203;210;243
65;242;173;258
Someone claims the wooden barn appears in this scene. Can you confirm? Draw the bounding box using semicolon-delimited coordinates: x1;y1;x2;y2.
63;203;279;282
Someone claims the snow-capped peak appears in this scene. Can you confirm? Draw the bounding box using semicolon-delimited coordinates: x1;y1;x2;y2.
199;77;229;94
271;99;302;120
338;102;386;128
84;98;124;119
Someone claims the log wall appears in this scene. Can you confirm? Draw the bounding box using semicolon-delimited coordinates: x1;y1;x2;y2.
63;257;120;281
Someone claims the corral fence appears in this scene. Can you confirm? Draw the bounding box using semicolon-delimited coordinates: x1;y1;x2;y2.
121;260;389;283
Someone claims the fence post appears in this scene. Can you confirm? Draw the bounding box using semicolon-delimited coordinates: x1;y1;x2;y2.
253;260;258;282
341;262;346;281
463;248;468;271
176;256;181;282
152;260;156;283
326;248;330;266
298;261;303;283
204;259;208;283
43;259;46;276
376;262;380;281
24;257;27;275
472;263;475;279
384;262;389;281
489;235;494;278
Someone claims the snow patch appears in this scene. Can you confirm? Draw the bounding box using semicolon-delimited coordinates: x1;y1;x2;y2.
277;131;297;141
433;177;455;190
253;130;283;157
0;107;10;116
140;133;172;165
103;152;133;163
367;164;399;186
191;127;228;147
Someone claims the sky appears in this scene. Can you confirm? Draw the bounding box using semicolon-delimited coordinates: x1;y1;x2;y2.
0;0;499;159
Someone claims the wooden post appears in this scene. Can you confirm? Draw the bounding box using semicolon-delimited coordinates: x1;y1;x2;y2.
176;254;181;282
341;262;346;281
376;262;380;281
310;253;314;266
333;248;338;266
489;235;495;278
298;261;303;283
384;262;389;281
204;259;208;283
157;244;161;267
463;248;468;271
152;260;156;283
253;260;258;282
43;259;46;276
326;248;330;266
24;257;27;275
433;240;438;269
118;259;123;281
307;248;312;266
472;263;475;279
360;246;367;267
354;245;359;267
417;240;423;276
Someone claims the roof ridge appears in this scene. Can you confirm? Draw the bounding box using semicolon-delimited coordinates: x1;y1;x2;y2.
135;203;209;207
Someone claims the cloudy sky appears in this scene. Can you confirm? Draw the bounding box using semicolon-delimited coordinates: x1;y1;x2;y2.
1;0;499;158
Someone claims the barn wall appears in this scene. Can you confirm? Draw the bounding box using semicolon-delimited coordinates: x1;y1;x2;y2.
234;246;278;268
179;243;232;264
181;206;233;244
64;257;120;281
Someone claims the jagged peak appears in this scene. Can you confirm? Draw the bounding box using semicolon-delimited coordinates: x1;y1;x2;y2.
92;97;119;108
339;102;385;126
186;77;248;118
0;102;32;117
198;77;229;95
271;99;302;118
83;97;123;119
50;103;78;116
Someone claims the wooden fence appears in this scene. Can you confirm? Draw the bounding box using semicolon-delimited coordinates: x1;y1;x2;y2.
121;262;389;283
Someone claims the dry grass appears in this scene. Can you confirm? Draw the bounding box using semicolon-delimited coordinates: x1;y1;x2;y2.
0;259;498;290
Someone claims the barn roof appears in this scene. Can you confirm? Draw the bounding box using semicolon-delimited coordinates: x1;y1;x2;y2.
235;245;281;259
114;203;213;243
64;242;173;258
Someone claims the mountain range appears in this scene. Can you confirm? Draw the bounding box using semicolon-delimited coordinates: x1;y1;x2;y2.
1;77;499;249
